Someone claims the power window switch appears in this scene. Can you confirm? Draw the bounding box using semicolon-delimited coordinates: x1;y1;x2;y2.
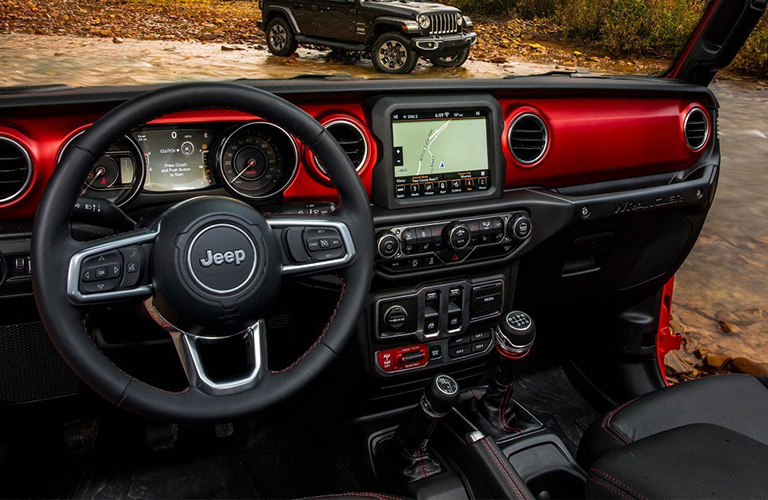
424;307;439;335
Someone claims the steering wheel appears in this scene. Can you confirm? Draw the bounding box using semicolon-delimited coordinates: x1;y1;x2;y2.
32;83;375;423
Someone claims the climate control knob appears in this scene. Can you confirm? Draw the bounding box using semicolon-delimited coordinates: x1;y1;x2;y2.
377;231;400;259
444;222;471;250
508;215;533;242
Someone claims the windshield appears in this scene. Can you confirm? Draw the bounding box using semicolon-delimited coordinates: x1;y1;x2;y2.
0;0;765;87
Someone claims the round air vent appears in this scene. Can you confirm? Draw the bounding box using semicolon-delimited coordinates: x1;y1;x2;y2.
684;107;709;151
509;113;548;165
0;137;33;204
315;119;368;176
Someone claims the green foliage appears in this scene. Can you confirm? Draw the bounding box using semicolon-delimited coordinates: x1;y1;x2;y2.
450;0;767;78
731;17;768;77
449;0;565;18
559;0;705;57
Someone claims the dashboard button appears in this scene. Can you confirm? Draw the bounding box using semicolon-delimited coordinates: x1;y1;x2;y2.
472;340;490;353
471;330;492;342
384;305;408;330
449;335;470;346
377;232;400;259
429;345;442;360
449;345;471;359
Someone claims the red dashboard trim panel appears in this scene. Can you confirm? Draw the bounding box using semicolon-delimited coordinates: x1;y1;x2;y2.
0;97;708;220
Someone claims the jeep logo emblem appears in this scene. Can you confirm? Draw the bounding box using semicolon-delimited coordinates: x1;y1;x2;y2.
187;223;258;295
199;249;247;268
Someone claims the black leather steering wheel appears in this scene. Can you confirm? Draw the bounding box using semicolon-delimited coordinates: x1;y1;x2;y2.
32;82;374;423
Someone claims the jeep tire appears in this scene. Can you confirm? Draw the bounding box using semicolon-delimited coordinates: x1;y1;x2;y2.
429;47;470;68
372;32;418;74
266;17;298;57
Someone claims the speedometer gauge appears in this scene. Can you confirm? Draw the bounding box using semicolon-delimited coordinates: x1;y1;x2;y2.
218;122;298;199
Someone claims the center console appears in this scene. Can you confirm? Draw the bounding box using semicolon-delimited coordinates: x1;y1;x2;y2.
365;95;534;381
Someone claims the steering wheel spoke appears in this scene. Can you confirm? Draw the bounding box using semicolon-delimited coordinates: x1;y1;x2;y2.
267;213;357;278
66;229;156;305
144;299;266;396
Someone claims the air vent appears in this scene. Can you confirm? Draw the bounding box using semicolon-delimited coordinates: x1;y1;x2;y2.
509;113;548;165
684;107;709;151
315;120;368;175
0;137;33;204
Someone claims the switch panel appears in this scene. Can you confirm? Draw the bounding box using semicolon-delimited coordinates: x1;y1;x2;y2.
373;278;504;341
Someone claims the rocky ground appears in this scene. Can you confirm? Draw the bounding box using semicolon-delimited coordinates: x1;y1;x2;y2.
0;0;669;77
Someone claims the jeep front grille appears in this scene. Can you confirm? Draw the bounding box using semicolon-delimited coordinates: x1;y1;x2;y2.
428;13;459;35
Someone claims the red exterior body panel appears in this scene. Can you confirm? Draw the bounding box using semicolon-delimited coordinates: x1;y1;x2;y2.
0;98;708;220
656;277;682;386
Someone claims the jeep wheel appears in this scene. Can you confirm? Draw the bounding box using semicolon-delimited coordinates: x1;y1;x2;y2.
266;17;298;57
429;47;470;68
372;33;418;74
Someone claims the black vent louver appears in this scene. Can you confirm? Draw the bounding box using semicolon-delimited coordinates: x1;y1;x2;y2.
316;121;368;175
509;114;548;165
684;108;709;150
0;138;32;203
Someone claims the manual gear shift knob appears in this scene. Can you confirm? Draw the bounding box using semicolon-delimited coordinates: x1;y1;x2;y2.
495;311;536;357
423;374;461;416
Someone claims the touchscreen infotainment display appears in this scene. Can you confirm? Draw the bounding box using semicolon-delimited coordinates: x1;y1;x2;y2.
392;110;490;199
133;128;213;192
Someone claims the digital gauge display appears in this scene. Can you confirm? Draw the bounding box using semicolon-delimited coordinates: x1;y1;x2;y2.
134;128;213;192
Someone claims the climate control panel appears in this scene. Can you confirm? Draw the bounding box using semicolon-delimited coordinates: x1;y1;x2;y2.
375;212;532;274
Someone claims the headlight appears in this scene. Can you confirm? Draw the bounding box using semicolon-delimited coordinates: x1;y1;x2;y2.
417;14;431;29
462;15;474;28
455;12;463;24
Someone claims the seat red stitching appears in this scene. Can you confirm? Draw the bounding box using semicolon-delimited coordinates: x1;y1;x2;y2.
588;477;633;500
479;438;527;500
271;277;346;374
591;468;648;500
298;493;403;500
601;396;642;445
485;439;532;500
415;448;427;479
498;385;522;434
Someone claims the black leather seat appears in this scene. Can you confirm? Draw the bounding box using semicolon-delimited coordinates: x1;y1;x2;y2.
578;374;768;499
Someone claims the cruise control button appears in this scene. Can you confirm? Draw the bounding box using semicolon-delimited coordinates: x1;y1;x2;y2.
313;248;345;261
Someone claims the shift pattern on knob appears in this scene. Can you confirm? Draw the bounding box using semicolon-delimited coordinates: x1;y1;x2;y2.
495;310;536;355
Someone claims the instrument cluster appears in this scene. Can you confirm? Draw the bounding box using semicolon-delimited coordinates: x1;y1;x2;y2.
58;121;300;206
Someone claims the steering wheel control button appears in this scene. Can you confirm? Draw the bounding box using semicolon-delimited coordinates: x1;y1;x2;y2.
119;246;143;289
509;215;533;241
187;223;258;295
79;250;124;293
303;227;346;262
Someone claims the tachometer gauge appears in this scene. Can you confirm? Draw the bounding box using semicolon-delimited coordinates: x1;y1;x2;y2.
218;122;298;199
58;132;144;206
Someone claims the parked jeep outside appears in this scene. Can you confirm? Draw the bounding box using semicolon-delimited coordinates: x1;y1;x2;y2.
258;0;477;74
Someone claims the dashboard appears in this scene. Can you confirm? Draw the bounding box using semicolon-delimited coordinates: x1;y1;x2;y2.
0;77;720;400
0;84;710;222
